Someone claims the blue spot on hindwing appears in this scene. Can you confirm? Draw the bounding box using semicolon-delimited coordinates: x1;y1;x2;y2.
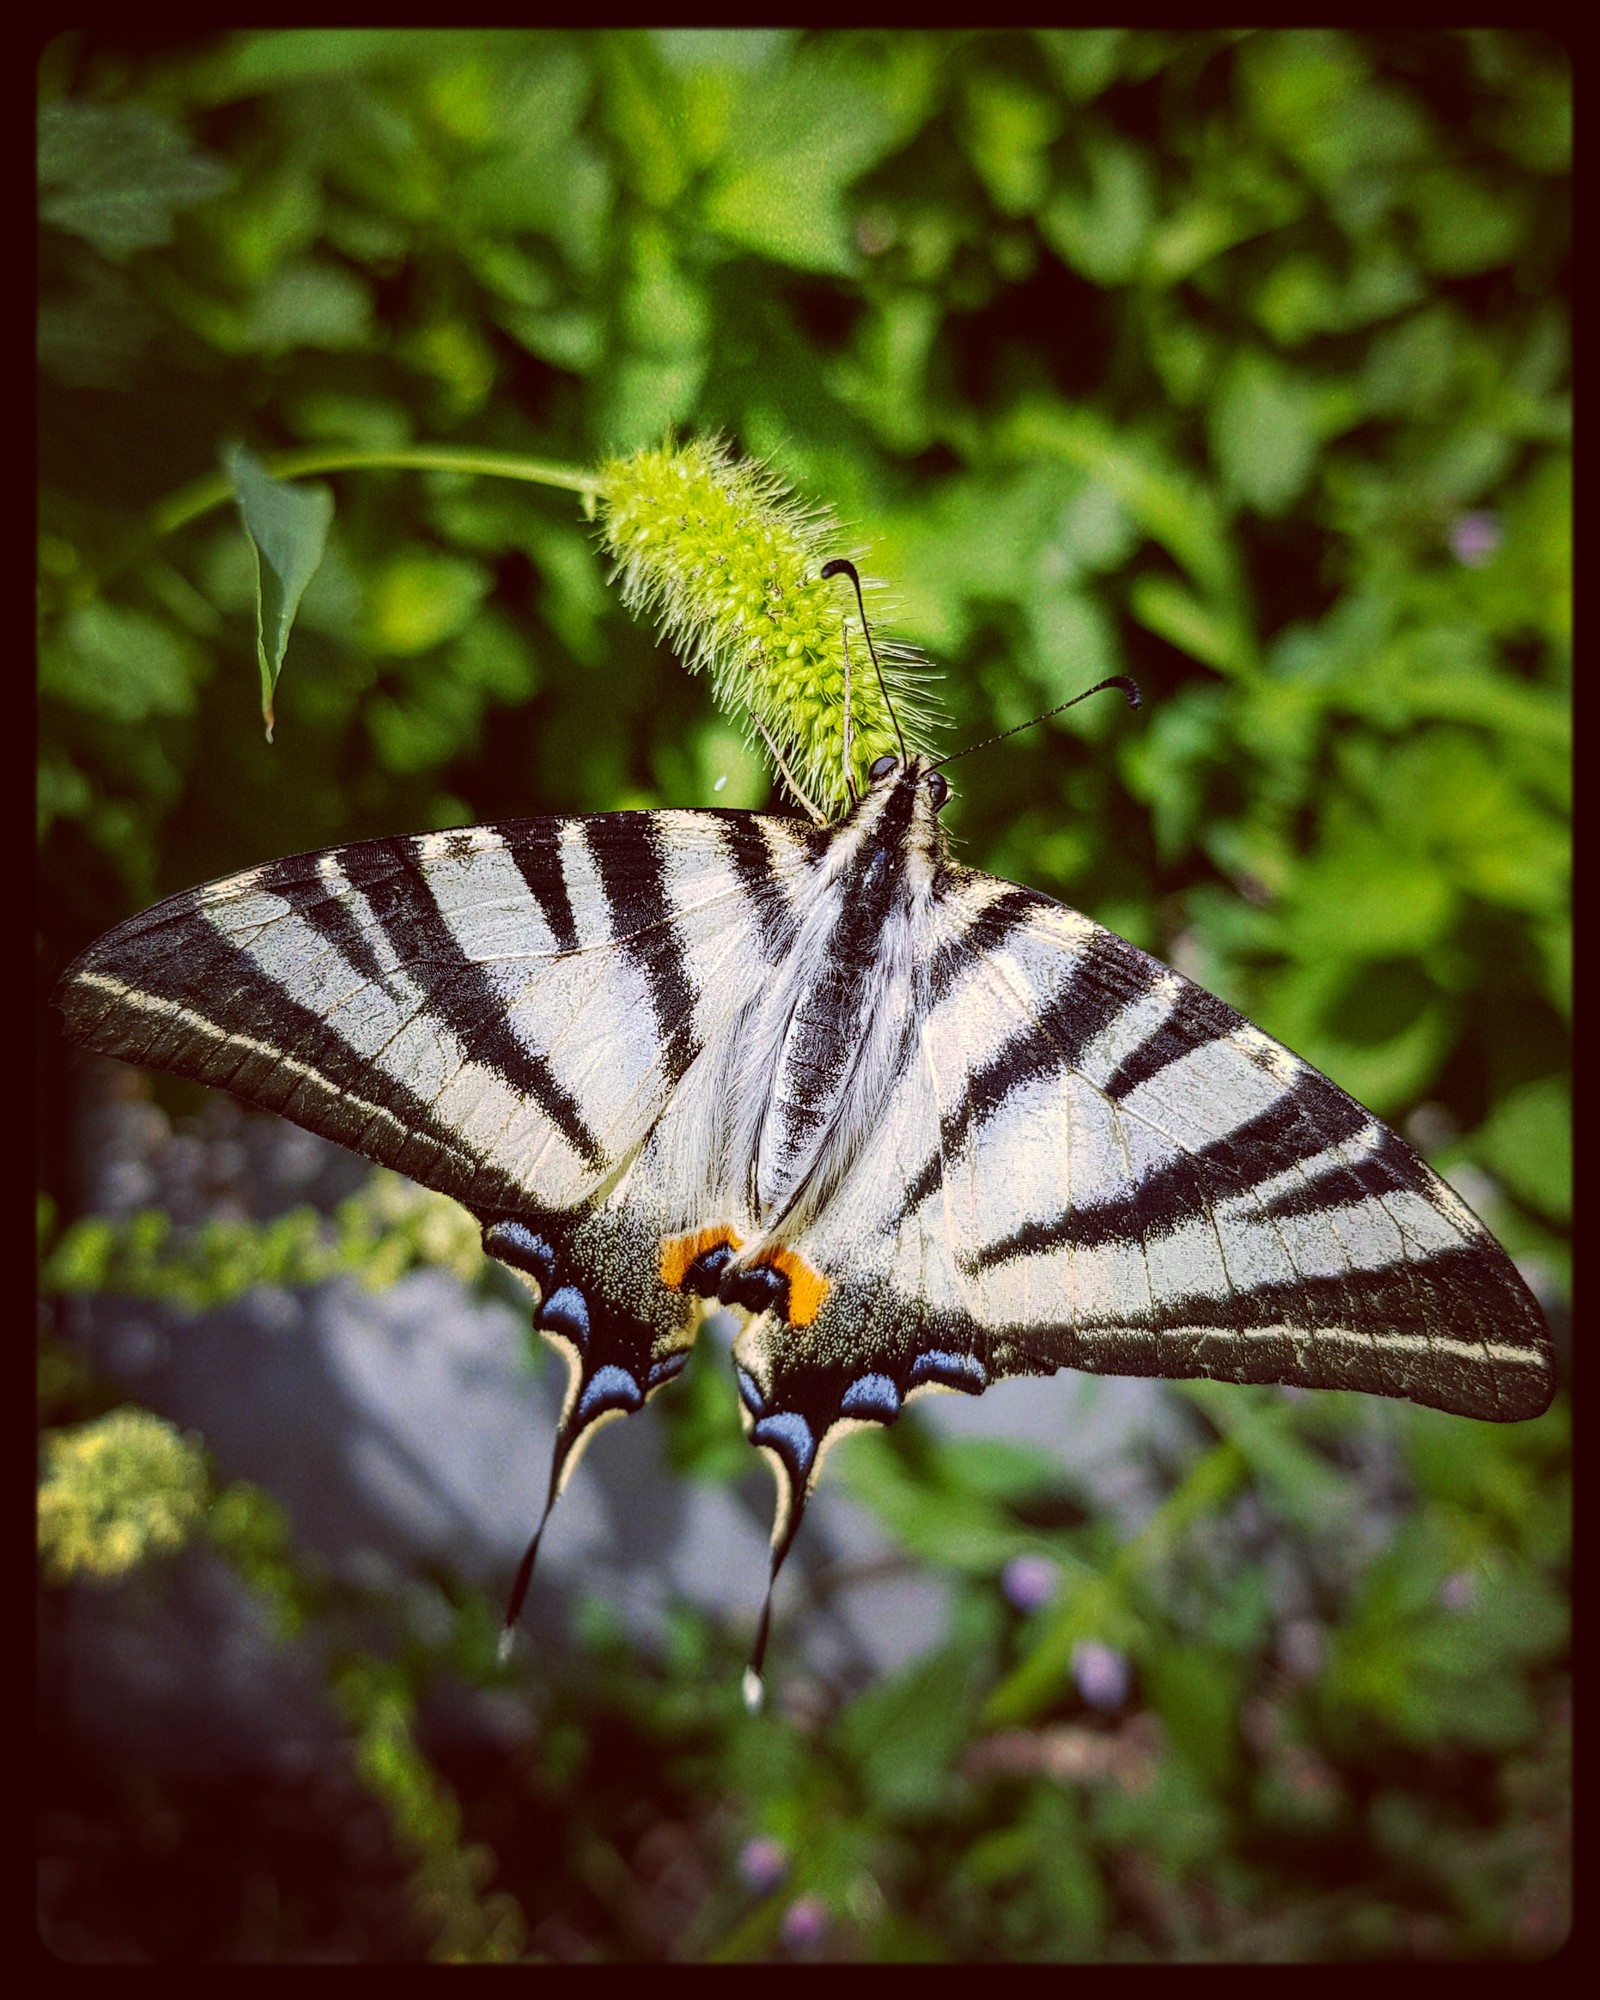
483;1221;556;1287
908;1348;987;1393
537;1285;590;1347
840;1373;902;1422
647;1350;690;1390
576;1365;643;1425
751;1410;816;1481
735;1366;765;1416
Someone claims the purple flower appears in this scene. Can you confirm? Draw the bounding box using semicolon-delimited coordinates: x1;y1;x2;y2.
1072;1640;1131;1711
1440;1569;1477;1611
1278;1619;1326;1681
1450;511;1502;567
780;1895;829;1950
736;1836;789;1897
1002;1554;1059;1613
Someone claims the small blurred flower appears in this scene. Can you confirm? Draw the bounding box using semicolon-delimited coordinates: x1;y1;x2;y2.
1071;1640;1131;1711
1242;1697;1282;1758
855;209;896;257
1001;1553;1059;1613
1440;1569;1478;1611
780;1895;829;1951
736;1836;789;1897
1278;1619;1326;1681
1450;510;1502;566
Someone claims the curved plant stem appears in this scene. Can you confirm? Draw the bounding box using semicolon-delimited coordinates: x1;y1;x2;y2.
148;446;602;541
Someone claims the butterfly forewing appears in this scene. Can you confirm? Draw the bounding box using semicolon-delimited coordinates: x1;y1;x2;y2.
59;810;830;1475
62;813;810;1195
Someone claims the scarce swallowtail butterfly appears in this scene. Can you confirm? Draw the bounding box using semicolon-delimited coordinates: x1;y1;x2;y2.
56;619;1556;1704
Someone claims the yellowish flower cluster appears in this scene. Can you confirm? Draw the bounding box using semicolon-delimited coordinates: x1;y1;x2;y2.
596;438;936;816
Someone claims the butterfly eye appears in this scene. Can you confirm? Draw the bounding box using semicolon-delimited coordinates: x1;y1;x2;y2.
926;771;949;811
868;754;899;784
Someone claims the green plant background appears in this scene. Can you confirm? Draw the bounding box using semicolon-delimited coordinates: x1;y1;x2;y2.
39;29;1569;1962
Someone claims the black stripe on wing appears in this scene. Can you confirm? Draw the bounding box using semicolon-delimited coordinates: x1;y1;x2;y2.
901;926;1155;1216
925;885;1047;1005
766;780;921;1171
971;1068;1375;1269
998;1246;1553;1421
1099;980;1239;1101
60;892;529;1216
586;818;702;1092
503;823;582;955
340;839;605;1172
1249;1121;1429;1221
257;853;388;986
715;815;806;965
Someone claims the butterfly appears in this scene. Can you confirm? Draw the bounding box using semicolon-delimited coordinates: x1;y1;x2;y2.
56;643;1555;1704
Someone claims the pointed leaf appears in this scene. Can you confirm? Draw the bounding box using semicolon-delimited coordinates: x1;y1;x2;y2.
225;444;334;738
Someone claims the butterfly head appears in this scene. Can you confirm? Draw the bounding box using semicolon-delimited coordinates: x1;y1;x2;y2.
865;751;949;814
827;752;952;900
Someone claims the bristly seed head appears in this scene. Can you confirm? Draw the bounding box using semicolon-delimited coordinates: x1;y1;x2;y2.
595;437;938;816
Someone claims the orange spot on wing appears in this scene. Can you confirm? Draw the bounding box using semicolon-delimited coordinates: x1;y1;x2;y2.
659;1224;742;1291
766;1247;831;1327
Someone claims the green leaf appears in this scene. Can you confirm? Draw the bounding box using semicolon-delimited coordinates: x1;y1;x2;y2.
1142;1642;1243;1794
1036;28;1135;103
38;1410;210;1583
1176;1381;1354;1540
363;551;491;657
1284;825;1458;959
1209;350;1319;515
1127;575;1251;677
38;101;232;258
225;444;335;737
963;73;1062;218
1041;131;1154;282
1257;956;1458;1117
701;49;898;274
240;260;374;356
1407;166;1528;277
837;1645;979;1817
838;1430;1040;1574
1475;1076;1571;1224
39;602;198;724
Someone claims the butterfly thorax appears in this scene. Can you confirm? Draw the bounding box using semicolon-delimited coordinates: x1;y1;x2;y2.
732;761;949;1232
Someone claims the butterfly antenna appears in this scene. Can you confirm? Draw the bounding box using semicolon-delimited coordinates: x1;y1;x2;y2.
840;620;858;804
932;675;1141;770
748;707;827;826
822;558;905;764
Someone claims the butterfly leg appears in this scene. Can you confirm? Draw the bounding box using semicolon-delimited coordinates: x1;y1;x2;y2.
482;1213;702;1657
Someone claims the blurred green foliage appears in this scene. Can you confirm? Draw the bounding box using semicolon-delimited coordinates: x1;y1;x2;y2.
39;1170;488;1308
39;29;1567;1962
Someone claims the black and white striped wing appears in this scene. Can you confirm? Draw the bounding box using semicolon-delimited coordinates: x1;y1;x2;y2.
732;871;1555;1529
59;809;823;1464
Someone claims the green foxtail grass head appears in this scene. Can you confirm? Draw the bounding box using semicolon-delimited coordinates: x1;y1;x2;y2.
596;438;937;818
